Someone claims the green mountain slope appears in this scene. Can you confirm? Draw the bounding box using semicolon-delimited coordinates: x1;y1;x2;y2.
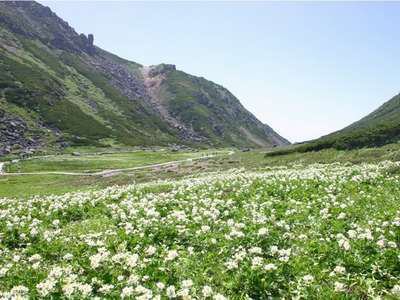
304;93;400;151
269;93;400;156
0;1;288;156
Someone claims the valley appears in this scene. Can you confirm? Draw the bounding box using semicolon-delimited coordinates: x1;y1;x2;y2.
1;147;400;298
1;1;400;299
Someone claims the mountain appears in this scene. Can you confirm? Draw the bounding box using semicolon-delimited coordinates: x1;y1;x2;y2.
270;93;400;156
0;1;289;156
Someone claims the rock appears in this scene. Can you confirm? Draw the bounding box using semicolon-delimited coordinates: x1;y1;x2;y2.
71;152;81;156
88;34;94;46
148;64;176;77
87;33;95;55
0;109;41;157
58;141;70;148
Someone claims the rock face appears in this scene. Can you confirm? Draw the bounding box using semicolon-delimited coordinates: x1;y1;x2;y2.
87;34;95;55
0;1;289;155
148;64;176;77
0;1;96;55
0;110;41;156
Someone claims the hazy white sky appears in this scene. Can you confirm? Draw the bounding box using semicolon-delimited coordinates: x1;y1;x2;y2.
41;1;400;143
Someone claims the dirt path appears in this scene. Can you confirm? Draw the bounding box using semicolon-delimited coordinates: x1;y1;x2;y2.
1;152;234;177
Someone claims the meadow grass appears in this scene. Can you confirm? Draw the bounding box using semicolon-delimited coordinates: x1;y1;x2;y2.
0;162;399;298
0;150;220;198
5;150;212;173
2;145;400;198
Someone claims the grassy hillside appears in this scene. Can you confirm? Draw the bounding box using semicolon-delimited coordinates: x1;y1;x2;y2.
165;70;288;147
266;93;400;157
0;1;288;156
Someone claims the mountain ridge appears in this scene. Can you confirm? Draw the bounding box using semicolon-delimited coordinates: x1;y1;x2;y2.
0;1;289;156
267;92;400;157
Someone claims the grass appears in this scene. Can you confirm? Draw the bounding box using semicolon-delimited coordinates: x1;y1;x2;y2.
0;175;96;198
5;150;212;173
2;144;400;199
0;149;219;198
1;161;400;298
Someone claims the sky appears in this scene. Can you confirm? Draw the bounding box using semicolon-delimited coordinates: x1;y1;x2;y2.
40;1;400;143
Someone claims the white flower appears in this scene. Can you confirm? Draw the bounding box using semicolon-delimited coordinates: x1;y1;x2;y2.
298;234;307;240
334;265;346;274
166;285;176;298
270;245;279;255
264;263;277;271
249;247;262;255
181;279;193;288
10;285;29;297
303;275;314;284
0;267;9;277
376;239;385;248
145;245;157;256
347;230;357;239
36;280;56;297
214;294;227;300
177;288;190;298
126;253;139;268
251;256;263;269
392;285;400;295
78;283;92;297
156;282;165;290
202;285;213;297
29;254;42;263
127;274;139;285
63;253;74;261
121;286;134;298
63;283;76;297
258;227;268;236
201;225;210;232
90;253;105;269
334;282;346;292
165;250;179;261
338;239;351;251
99;284;114;294
225;260;238;270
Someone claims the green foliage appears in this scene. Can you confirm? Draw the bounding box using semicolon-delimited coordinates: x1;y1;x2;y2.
0;161;400;298
42;100;112;143
20;39;68;76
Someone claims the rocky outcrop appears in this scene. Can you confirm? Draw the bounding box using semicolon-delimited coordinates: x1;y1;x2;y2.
141;64;206;143
0;110;41;156
79;33;95;55
89;54;147;100
0;1;96;55
148;64;176;77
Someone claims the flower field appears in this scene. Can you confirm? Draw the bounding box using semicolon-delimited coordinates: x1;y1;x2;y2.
1;162;400;299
